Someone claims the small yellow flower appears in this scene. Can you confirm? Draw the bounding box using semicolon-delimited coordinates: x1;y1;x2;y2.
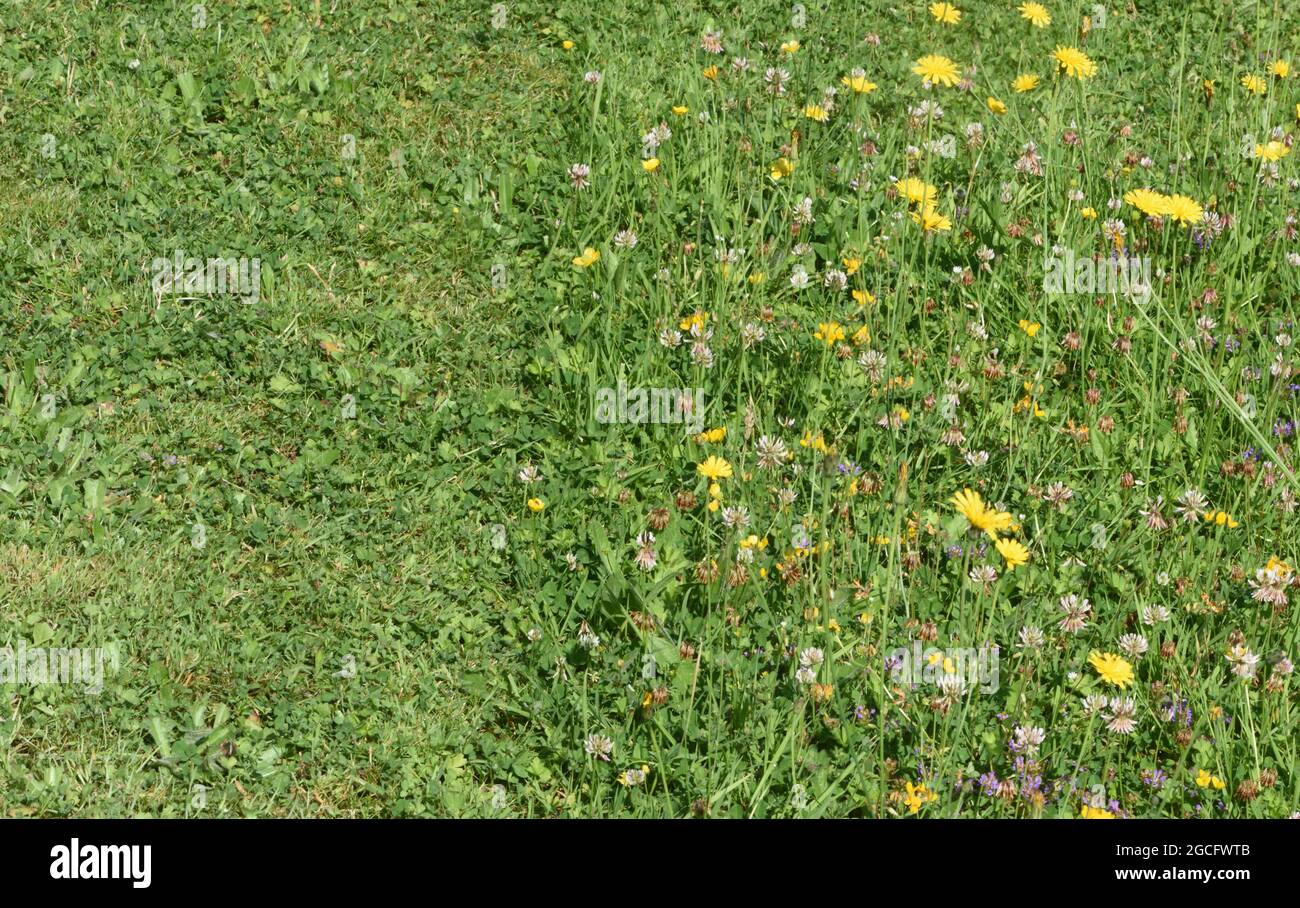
929;2;961;25
1124;188;1171;218
1018;2;1051;27
527;498;545;512
1018;319;1041;337
903;781;936;814
910;205;952;232
1164;194;1203;225
1089;651;1135;688
702;65;719;81
672;105;689;115
987;96;1007;115
814;321;846;346
912;54;961;87
841;73;877;94
1053;46;1097;80
1253;140;1290;162
803;104;829;122
642;157;660;172
1081;804;1115;819
572;247;601;268
950;488;1013;538
1241;73;1267;95
679;311;709;333
895;178;939;207
1081;207;1098;219
696;455;733;481
852;289;876;307
561;40;575;50
1013;74;1040;93
1269;60;1291;78
769;157;795;181
1195;769;1226;790
1202;510;1239;528
779;40;801;53
995;537;1030;571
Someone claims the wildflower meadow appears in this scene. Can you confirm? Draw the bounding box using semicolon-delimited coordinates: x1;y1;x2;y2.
3;0;1299;824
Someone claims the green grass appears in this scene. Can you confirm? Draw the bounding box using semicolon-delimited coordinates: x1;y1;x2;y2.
0;0;1298;817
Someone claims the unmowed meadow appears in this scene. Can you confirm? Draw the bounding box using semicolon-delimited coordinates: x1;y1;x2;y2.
2;0;1299;818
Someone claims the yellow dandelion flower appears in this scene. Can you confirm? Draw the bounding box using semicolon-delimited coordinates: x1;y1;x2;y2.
1123;188;1171;218
912;54;961;87
995;537;1030;570
841;73;878;93
950;488;1014;538
1089;651;1135;688
987;96;1008;115
1053;46;1097;80
895;178;939;207
1253;140;1290;162
1019;2;1051;27
1013;73;1040;93
929;2;961;25
910;205;952;232
696;455;733;481
1241;73;1267;95
1164;194;1203;225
